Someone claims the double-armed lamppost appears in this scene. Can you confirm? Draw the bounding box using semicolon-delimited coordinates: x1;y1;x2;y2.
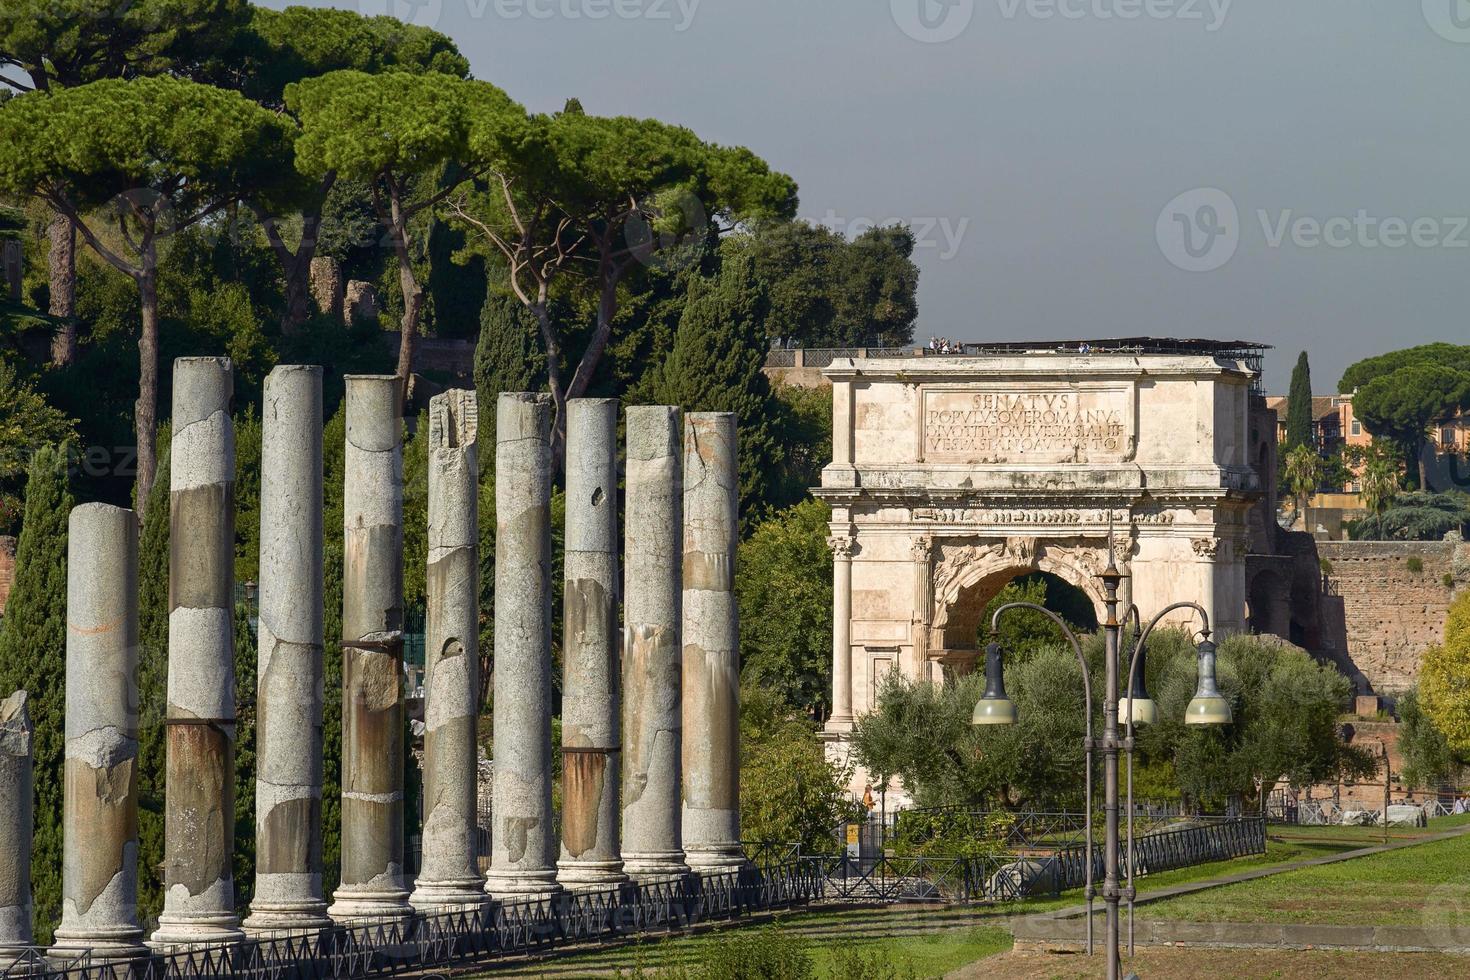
972;545;1233;980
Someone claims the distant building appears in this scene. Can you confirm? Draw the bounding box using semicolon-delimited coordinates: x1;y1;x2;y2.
1265;393;1372;491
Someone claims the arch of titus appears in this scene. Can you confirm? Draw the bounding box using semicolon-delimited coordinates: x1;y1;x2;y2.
816;345;1263;760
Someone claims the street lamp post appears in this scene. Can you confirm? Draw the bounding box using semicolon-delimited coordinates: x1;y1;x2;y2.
974;547;1232;980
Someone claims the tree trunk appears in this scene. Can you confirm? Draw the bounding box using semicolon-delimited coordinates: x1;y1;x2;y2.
1416;437;1429;491
529;298;568;469
280;253;313;336
387;191;422;417
47;210;77;366
135;263;160;518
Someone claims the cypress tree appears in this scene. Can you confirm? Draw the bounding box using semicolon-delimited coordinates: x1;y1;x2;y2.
1286;351;1315;450
645;247;781;525
137;430;170;927
473;294;545;443
0;443;75;942
322;403;346;895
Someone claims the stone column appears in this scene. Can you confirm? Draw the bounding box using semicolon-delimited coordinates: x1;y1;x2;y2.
621;405;689;880
49;505;148;964
0;691;32;969
329;375;412;922
557;399;625;888
245;366;330;935
411;390;485;910
152;356;244;948
483;393;561;898
825;536;855;731
681;413;743;872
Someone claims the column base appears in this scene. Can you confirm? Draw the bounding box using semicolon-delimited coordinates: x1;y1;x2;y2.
622;852;691;881
48;927;151;967
555;859;628;890
409;878;489;913
327;884;414;925
685;847;748;874
483;869;563;900
822;716;855;735
241;902;334;938
148;912;245;951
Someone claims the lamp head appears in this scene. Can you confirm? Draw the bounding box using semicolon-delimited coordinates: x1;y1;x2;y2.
972;641;1017;726
1185;637;1233;725
1118;641;1156;726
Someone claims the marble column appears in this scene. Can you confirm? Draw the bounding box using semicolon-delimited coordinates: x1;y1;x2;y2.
680;413;743;872
245;366;330;935
50;505;148;964
329;375;412;922
825;536;855;730
557;399;625;888
152;356;244;948
411;389;485;910
621;406;689;880
484;393;561;898
0;691;33;969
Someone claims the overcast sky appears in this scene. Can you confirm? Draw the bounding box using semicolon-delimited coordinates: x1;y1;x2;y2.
272;0;1470;393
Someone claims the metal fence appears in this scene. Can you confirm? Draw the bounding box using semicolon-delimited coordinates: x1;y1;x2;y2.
803;815;1265;904
2;865;818;980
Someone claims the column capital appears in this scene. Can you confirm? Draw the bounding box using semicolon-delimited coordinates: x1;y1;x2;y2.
827;535;855;560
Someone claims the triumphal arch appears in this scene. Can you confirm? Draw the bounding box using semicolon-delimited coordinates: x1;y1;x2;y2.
814;341;1265;755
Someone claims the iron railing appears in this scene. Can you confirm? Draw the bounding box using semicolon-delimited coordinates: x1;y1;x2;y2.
802;815;1265;904
2;865;815;980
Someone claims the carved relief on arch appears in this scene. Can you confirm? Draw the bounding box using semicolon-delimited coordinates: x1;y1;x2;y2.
928;536;1114;650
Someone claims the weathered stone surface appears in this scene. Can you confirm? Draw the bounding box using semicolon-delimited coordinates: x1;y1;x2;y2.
330;375;412;922
622;406;688;880
412;390;485;911
681;413;743;872
308;256;344;323
484;393;561;898
0;691;33;966
153;358;243;948
245;366;330;935
344;281;379;324
557;399;626;887
50;504;149;964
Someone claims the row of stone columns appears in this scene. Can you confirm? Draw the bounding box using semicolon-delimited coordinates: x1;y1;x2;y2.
2;360;745;958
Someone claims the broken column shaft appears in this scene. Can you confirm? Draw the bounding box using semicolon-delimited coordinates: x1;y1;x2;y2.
245;366;330;935
681;413;743;872
50;505;149;964
411;389;485;910
152;356;244;948
0;691;33;969
329;375;412;922
484;393;561;898
621;405;689;880
557;399;625;888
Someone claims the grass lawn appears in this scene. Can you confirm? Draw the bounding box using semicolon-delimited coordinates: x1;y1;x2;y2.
1142;817;1470;926
952;946;1470;979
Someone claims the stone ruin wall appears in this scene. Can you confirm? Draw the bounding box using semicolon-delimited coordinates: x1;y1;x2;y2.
1317;538;1470;695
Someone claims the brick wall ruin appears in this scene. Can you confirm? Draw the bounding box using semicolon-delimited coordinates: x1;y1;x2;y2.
1317;538;1469;694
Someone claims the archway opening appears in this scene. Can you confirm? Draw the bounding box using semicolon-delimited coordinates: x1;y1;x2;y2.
977;571;1098;655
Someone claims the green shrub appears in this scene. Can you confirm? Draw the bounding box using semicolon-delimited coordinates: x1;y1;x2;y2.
1320;557;1334;576
701;926;814;980
1407;556;1424;574
827;943;919;980
1446;573;1456;589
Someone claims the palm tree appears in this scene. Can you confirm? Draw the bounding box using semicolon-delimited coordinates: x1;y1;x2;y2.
1361;453;1399;517
1283;445;1323;527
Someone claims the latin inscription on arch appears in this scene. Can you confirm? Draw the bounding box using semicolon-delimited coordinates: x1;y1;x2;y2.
922;387;1130;463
